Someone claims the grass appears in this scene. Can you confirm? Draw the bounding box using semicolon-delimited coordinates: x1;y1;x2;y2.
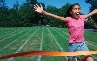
0;27;97;61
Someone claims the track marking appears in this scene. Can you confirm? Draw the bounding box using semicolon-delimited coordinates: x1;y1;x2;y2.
0;29;29;41
47;28;67;60
37;28;44;61
0;28;34;51
7;28;40;61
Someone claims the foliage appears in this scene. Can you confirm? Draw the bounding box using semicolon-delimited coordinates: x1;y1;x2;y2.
84;19;95;29
85;0;97;23
0;0;71;27
42;3;71;27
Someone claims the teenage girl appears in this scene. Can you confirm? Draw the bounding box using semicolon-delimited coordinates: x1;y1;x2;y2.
34;3;97;61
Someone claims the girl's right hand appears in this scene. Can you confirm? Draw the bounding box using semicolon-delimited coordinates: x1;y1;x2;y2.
34;4;43;14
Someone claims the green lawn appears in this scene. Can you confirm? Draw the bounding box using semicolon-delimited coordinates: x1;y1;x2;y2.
0;27;97;61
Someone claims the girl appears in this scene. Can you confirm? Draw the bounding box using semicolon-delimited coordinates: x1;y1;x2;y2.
34;3;97;61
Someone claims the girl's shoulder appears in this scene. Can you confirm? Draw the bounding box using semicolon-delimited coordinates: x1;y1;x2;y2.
80;15;85;20
66;17;72;20
80;15;85;18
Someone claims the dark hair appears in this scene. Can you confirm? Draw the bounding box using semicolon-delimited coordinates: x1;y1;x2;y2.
64;3;80;17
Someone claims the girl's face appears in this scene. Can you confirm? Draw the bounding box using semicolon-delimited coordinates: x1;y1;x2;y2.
70;5;81;19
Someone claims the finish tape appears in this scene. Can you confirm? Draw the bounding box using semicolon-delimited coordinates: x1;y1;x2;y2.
0;51;97;59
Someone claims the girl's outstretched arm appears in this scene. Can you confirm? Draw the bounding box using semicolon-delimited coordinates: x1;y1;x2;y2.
84;9;97;19
33;4;68;23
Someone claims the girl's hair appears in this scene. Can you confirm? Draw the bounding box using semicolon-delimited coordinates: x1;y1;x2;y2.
64;3;80;17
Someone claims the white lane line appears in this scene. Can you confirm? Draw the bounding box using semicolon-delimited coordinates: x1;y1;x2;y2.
0;29;25;37
47;28;67;60
84;33;97;48
93;56;97;60
0;28;30;36
37;28;44;61
52;28;68;40
47;28;64;51
0;30;20;37
0;29;30;48
0;29;28;41
55;28;69;36
7;28;40;61
0;29;34;51
0;31;11;36
86;41;97;48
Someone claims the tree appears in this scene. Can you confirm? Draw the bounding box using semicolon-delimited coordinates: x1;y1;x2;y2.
0;0;5;7
43;3;71;27
0;0;71;27
85;0;97;23
26;0;37;4
59;3;71;17
13;1;19;10
0;6;9;27
0;0;5;11
58;3;71;27
43;5;60;27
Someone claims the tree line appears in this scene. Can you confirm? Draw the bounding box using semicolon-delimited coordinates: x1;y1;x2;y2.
0;0;97;28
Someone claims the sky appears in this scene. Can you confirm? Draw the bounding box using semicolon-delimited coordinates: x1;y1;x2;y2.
5;0;91;14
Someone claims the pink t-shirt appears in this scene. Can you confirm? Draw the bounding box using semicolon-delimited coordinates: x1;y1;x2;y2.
66;15;85;43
